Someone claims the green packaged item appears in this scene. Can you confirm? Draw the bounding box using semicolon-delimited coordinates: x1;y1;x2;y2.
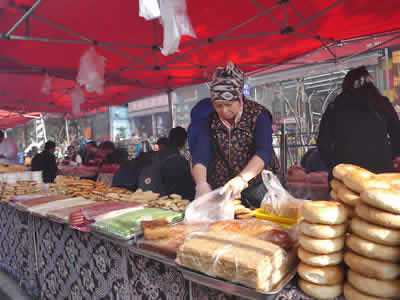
90;208;183;239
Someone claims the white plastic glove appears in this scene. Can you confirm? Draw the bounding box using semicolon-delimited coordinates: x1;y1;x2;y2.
195;182;212;199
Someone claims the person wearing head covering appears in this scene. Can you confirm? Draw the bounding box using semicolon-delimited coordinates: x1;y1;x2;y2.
191;62;273;207
317;66;400;177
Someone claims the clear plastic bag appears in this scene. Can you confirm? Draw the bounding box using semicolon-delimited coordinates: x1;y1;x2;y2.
261;170;306;219
139;0;160;20
41;74;52;95
159;0;196;56
77;47;106;94
71;86;84;115
184;187;234;224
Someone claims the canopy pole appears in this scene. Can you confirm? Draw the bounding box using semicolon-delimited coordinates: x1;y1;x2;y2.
385;48;390;96
65;119;70;145
167;90;174;129
6;0;43;36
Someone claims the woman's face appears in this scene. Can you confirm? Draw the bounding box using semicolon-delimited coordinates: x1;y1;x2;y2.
213;100;241;122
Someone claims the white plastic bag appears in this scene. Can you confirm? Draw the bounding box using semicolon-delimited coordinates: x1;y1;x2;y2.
139;0;160;20
71;86;84;115
261;170;306;219
159;0;196;56
184;188;234;224
77;47;106;95
41;74;52;95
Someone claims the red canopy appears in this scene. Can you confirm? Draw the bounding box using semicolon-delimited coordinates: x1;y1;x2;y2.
0;0;399;119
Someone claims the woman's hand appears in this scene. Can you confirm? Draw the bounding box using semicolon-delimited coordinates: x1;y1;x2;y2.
195;182;212;199
222;176;248;198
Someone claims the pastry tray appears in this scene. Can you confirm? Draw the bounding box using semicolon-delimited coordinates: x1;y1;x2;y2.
179;266;297;300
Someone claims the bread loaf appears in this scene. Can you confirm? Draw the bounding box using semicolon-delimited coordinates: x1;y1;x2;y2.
361;188;400;214
176;231;288;292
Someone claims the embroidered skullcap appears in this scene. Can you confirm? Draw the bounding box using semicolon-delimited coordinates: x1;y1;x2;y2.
210;62;245;102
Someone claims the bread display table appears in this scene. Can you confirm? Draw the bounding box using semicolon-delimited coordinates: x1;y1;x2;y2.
0;202;344;299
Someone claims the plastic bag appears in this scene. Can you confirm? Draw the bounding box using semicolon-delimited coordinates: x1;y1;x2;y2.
41;74;52;95
159;0;196;56
71;86;84;115
261;170;306;219
77;47;106;94
139;0;160;20
184;187;234;224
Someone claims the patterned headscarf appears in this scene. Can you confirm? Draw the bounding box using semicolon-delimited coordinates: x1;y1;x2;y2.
210;62;245;102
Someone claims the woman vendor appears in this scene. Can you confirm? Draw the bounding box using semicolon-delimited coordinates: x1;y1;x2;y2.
191;62;273;207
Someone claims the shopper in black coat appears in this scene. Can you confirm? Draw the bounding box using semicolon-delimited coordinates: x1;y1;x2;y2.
318;66;400;178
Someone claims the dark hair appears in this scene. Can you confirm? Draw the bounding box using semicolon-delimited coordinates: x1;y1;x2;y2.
44;141;56;151
342;66;387;114
99;141;115;151
0;131;4;138
157;137;169;147
169;126;187;149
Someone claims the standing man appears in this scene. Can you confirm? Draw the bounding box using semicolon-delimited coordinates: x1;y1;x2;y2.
0;131;18;165
31;141;58;183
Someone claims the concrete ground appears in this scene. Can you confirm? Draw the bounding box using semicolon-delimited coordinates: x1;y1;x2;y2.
0;269;33;300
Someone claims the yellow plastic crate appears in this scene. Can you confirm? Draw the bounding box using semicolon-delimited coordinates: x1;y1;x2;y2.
254;208;298;228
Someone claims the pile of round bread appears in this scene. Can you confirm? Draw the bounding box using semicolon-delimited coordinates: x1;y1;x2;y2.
331;164;400;299
298;200;348;299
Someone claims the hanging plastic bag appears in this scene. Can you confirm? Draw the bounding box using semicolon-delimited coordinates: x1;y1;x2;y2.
77;47;106;95
184;187;234;224
71;86;84;116
261;170;307;219
41;74;52;95
159;0;196;56
139;0;160;20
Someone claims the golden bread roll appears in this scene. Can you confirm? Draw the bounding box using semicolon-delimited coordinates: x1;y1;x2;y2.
344;251;400;280
301;201;348;225
297;262;344;285
377;173;400;185
299;234;344;254
347;269;400;298
342;167;376;193
350;217;400;246
332;164;358;181
356;202;400;229
337;185;360;207
330;179;343;191
298;279;342;300
361;188;400;214
329;190;337;201
298;247;342;267
346;233;400;262
344;283;387;300
299;221;346;239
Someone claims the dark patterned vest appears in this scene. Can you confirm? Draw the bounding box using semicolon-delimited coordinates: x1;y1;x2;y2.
207;99;267;189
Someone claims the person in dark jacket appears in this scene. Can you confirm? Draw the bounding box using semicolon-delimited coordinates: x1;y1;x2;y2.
317;66;400;178
31;141;58;183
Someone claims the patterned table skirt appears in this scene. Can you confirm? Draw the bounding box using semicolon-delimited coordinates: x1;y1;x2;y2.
0;203;344;299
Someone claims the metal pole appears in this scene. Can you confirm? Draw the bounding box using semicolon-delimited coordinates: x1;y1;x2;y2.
65;119;70;145
167;91;174;128
41;114;47;142
385;48;391;98
6;0;43;36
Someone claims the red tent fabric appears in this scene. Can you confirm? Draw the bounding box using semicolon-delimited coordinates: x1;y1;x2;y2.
0;110;39;129
0;0;398;119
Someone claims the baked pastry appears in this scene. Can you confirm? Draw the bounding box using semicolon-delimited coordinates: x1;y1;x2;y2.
344;283;387;300
347;269;400;298
176;231;288;292
299;234;344;254
301;201;348;225
350;217;400;246
356;202;400;229
361;188;400;214
298;279;342;300
346;233;400;262
344;251;400;280
299;220;346;239
297;263;344;285
332;164;358;181
297;247;342;267
336;185;360;207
